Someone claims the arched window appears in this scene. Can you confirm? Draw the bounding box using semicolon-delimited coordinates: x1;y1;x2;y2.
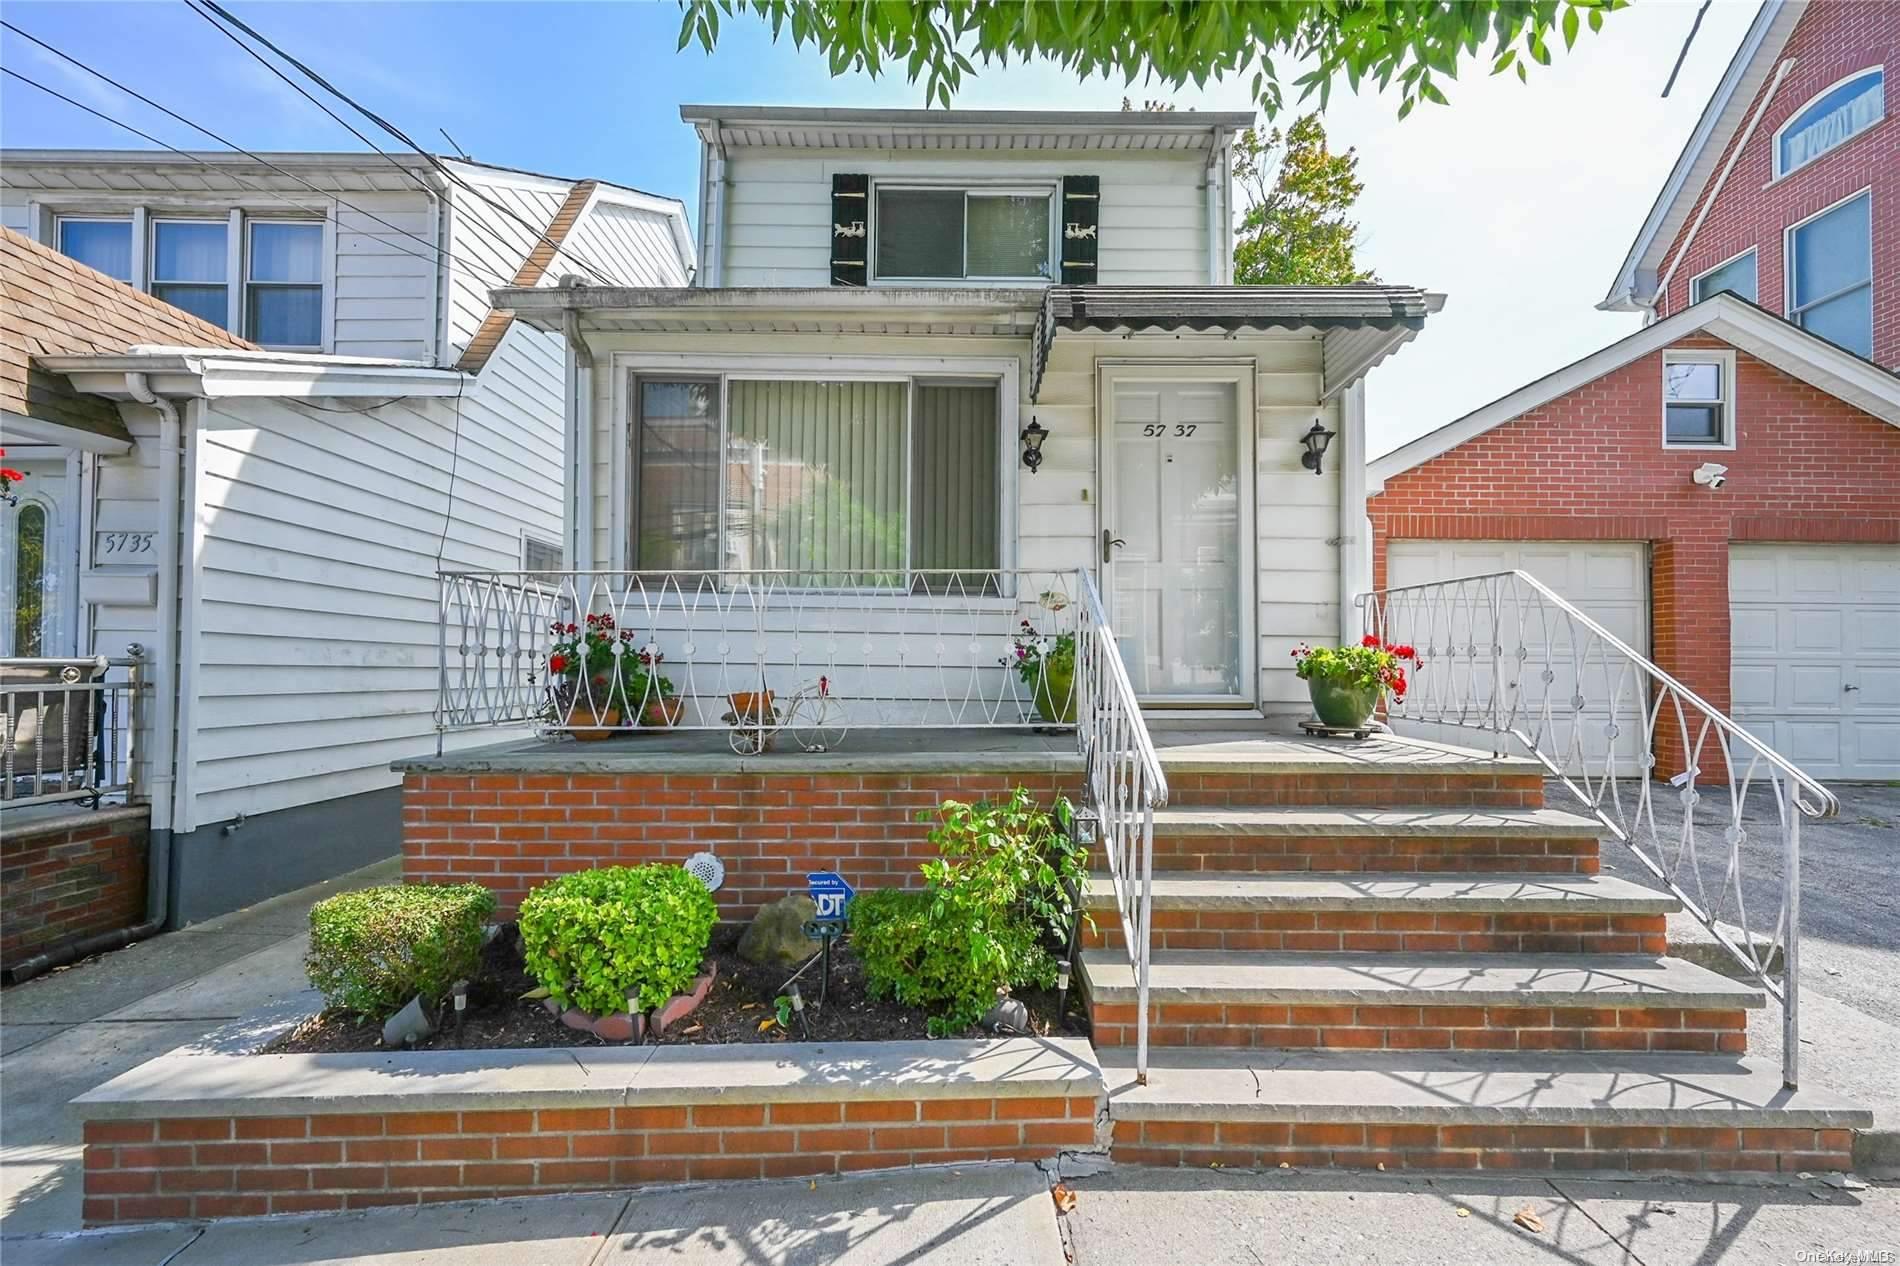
12;501;46;657
1774;68;1885;179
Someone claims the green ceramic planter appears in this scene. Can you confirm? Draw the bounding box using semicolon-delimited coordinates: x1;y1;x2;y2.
1307;677;1380;729
1033;662;1078;725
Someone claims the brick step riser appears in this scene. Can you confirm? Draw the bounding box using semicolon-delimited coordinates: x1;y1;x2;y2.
1160;771;1545;809
1083;911;1666;955
1112;1121;1852;1175
1092;837;1599;875
1085;1001;1749;1054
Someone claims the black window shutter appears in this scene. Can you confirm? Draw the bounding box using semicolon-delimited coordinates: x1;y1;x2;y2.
831;173;868;286
1060;176;1099;285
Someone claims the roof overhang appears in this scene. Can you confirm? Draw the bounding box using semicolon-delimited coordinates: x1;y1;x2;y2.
1600;0;1804;311
1370;292;1900;489
34;347;468;401
1;407;133;454
1033;286;1443;400
492;286;1045;339
680;105;1255;153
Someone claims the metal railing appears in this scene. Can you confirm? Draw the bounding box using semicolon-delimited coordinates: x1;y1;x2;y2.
437;569;1089;744
1361;570;1836;1087
2;652;144;810
1075;569;1168;1083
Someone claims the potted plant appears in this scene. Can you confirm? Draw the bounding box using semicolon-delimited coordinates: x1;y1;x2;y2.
1291;636;1419;730
1008;621;1077;725
546;613;633;739
626;645;683;728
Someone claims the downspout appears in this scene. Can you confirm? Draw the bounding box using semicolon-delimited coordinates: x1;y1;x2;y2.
1337;380;1369;645
1654;57;1796;312
12;375;184;979
565;307;595;573
1204;128;1225;285
706;121;726;289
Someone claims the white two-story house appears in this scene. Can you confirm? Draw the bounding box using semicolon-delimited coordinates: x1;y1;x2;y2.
480;106;1440;722
1;151;692;929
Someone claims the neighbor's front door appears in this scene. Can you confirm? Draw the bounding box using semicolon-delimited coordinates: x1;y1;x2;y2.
1104;378;1249;703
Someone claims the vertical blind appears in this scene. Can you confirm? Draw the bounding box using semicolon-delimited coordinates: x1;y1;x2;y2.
911;383;1000;587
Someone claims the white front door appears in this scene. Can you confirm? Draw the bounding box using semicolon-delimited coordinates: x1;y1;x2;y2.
1105;379;1249;702
1730;543;1900;780
0;458;77;657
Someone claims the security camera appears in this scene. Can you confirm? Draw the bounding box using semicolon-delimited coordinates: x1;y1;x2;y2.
1692;462;1728;490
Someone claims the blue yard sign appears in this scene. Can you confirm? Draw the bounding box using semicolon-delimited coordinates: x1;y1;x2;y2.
807;872;855;923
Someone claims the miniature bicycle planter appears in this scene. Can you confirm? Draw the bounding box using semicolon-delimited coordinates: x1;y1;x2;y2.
721;677;848;754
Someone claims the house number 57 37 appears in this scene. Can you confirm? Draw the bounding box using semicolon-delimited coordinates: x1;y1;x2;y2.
1142;424;1197;437
95;531;156;559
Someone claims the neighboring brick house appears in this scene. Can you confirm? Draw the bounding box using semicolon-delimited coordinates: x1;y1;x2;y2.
1369;295;1900;781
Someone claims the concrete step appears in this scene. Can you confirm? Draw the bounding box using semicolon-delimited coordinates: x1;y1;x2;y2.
1119;807;1603;875
1081;950;1760;1052
1099;1046;1872;1176
1082;873;1674;954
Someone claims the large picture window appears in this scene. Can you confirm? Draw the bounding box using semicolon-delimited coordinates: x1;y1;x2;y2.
873;186;1053;282
629;374;1002;587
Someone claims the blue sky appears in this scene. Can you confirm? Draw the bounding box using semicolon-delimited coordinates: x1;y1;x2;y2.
0;1;1757;455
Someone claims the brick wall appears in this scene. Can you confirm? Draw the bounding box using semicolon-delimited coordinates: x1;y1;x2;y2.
1369;337;1900;773
403;770;1078;919
1;806;150;968
1654;0;1899;369
81;1095;1099;1224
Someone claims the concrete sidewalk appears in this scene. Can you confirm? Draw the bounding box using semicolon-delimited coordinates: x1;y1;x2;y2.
0;857;400;1235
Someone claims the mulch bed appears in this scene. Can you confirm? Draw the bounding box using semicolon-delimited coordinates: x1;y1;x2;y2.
262;924;1090;1054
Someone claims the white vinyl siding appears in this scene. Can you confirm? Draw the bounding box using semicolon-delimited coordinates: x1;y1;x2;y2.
551;198;689;292
442;170;567;361
717;151;1207;287
183;318;563;828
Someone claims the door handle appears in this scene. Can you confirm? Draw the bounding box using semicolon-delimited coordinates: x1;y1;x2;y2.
1844;684;1860;692
1102;529;1126;564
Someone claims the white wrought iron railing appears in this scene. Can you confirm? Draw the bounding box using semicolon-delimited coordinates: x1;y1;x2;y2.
1361;570;1836;1087
2;652;145;810
1075;569;1168;1083
437;569;1089;748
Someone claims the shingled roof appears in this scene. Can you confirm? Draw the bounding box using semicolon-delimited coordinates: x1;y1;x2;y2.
0;226;256;443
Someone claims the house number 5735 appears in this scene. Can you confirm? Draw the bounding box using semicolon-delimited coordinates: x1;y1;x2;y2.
95;531;156;559
1141;424;1197;437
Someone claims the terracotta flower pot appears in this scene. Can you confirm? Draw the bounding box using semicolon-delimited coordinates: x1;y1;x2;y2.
1307;678;1381;729
641;696;684;728
729;691;775;724
569;700;622;741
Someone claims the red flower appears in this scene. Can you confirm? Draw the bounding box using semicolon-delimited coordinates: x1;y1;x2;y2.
1361;634;1382;648
549;653;567;674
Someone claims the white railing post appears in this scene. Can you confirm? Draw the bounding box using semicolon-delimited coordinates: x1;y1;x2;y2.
1783;803;1801;1088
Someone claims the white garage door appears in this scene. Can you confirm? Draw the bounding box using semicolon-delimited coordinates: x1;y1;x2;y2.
1730;544;1900;781
1385;541;1649;771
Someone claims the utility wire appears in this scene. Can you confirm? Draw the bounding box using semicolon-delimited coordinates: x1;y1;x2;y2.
193;0;622;287
0;28;518;290
1662;0;1713;98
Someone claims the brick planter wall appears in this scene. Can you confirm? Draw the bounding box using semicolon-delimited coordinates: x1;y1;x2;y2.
1;806;150;968
402;769;1078;919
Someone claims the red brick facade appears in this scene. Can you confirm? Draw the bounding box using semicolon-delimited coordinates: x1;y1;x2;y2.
1369;337;1900;772
1;807;149;968
81;1095;1098;1224
403;770;1077;919
1653;0;1898;369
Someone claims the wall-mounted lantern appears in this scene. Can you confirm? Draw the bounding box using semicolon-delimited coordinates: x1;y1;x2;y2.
1299;419;1335;476
1020;417;1050;472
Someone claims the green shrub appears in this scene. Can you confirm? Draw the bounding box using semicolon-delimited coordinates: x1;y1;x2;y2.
517;865;716;1015
305;883;495;1018
850;788;1084;1035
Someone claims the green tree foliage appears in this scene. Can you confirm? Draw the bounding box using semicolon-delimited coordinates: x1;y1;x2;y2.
679;1;1623;120
1232;114;1373;285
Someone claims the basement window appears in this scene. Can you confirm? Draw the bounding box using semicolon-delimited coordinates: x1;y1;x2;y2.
1662;351;1734;448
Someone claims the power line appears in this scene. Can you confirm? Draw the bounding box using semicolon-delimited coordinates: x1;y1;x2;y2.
192;0;622;287
0;26;518;291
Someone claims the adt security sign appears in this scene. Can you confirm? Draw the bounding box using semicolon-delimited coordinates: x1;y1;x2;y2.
807;872;855;923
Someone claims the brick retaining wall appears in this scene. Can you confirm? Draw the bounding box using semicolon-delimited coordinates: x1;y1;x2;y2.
402;770;1078;918
1;805;149;968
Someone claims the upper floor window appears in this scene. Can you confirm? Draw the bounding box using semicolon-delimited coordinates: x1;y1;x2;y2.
1663;351;1734;448
1691;249;1757;305
57;217;132;282
873;186;1054;282
1774;68;1885;179
151;219;230;328
1787;191;1873;359
246;221;323;349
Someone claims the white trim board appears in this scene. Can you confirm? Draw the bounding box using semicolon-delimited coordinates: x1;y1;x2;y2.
1370;293;1900;490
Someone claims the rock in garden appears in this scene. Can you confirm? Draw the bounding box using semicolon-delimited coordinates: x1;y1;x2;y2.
981;996;1029;1034
381;995;434;1047
738;895;818;965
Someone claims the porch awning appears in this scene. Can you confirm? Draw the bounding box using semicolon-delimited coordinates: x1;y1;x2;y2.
1030;285;1442;401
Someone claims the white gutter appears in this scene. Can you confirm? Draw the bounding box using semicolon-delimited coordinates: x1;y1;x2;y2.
1654;56;1797;309
123;372;182;838
705;122;726;289
1204;130;1225;285
1337;380;1369;645
563;309;595;572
